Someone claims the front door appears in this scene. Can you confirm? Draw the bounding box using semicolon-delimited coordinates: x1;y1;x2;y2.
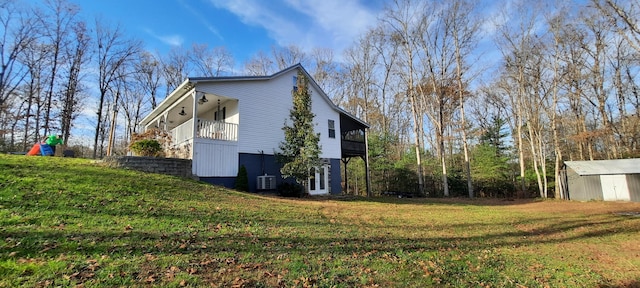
309;165;329;195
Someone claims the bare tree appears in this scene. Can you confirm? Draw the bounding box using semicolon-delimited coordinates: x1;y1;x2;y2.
243;50;274;76
495;1;542;196
189;43;234;77
592;0;640;52
380;0;428;196
271;45;308;70
310;47;341;98
92;18;142;158
447;0;480;198
160;46;191;94
38;0;80;137
0;1;39;131
119;79;147;142
135;51;161;109
19;41;49;149
583;8;619;159
60;20;90;146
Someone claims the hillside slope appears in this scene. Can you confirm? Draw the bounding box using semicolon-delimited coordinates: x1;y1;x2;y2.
1;154;639;287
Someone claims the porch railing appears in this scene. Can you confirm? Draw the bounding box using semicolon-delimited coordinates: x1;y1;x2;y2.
197;120;238;141
170;119;238;143
172;119;194;145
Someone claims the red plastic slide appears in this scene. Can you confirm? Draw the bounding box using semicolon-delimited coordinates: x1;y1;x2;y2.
26;143;41;156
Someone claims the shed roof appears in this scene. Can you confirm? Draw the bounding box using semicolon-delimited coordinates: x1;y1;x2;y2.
565;158;640;176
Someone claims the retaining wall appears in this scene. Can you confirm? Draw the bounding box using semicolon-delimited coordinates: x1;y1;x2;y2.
101;156;194;179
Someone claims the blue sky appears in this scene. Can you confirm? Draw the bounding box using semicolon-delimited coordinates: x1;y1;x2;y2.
75;0;387;66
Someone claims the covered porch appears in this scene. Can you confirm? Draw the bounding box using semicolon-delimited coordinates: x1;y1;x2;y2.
339;111;370;196
140;83;239;178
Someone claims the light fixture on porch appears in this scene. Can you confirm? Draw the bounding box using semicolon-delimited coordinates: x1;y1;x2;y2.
179;107;186;116
198;94;208;105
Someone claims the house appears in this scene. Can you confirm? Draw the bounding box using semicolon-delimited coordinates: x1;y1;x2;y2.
139;64;369;195
561;159;640;202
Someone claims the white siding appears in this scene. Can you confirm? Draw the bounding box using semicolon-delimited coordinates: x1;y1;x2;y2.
195;69;341;159
311;86;341;159
193;138;238;177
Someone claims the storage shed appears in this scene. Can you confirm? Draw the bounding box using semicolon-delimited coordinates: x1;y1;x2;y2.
561;159;640;202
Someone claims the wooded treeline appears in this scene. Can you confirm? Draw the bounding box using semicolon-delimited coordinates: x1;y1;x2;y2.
1;0;638;198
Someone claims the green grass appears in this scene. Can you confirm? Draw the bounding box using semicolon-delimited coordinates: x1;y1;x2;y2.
1;154;639;287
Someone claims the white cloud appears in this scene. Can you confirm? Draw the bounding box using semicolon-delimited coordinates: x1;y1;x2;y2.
208;0;379;55
159;34;185;47
178;0;225;41
143;28;184;47
285;0;377;45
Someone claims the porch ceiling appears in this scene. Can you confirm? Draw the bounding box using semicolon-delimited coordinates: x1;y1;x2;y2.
142;87;231;129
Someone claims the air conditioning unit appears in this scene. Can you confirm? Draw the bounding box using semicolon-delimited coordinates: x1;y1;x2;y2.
257;175;276;190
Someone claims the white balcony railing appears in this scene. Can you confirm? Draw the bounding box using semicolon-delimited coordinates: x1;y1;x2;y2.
197;120;238;141
170;118;238;144
171;118;194;145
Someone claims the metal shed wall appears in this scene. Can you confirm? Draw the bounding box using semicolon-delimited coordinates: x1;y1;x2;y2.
627;174;640;202
564;159;640;202
567;168;603;201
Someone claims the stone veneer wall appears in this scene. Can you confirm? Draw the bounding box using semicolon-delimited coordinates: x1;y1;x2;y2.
101;156;194;179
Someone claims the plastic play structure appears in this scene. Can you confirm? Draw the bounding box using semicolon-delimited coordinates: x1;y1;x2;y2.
26;143;54;156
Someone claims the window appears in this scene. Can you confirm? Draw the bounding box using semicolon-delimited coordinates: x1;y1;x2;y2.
292;76;298;92
214;107;226;122
328;120;335;138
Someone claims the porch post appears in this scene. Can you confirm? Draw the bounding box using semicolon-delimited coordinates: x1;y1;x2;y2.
161;114;167;130
190;91;198;176
342;157;350;194
191;91;200;140
364;128;371;197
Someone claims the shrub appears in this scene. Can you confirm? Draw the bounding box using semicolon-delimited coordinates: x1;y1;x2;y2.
235;165;249;192
277;182;304;198
129;128;173;157
129;139;163;157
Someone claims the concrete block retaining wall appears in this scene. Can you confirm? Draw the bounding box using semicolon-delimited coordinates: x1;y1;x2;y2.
101;156;193;179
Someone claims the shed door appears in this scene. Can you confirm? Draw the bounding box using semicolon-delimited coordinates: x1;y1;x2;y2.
600;175;630;201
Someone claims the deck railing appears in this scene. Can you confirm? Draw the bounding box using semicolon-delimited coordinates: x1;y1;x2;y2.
170;119;238;143
197;120;238;141
172;119;194;145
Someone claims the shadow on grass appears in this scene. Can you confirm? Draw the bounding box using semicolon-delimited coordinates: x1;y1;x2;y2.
599;281;640;288
2;209;638;260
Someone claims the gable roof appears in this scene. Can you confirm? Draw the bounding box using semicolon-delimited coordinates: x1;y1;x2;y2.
565;158;640;176
140;64;368;129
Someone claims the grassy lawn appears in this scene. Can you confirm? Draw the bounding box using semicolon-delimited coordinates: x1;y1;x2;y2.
1;154;639;287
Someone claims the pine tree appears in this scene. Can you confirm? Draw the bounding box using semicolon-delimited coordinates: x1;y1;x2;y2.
278;71;321;192
235;165;249;192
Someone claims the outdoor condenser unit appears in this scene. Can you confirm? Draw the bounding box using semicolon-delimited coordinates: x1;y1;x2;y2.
257;175;276;190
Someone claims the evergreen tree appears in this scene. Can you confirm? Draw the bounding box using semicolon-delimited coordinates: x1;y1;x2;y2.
479;115;509;156
278;71;321;192
235;165;249;192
